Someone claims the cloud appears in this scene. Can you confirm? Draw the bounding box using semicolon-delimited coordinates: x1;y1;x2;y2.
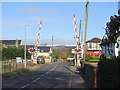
20;7;40;14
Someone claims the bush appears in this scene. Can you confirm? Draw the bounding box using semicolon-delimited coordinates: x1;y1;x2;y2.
91;56;100;59
98;56;120;88
2;46;31;61
85;54;92;61
87;59;100;63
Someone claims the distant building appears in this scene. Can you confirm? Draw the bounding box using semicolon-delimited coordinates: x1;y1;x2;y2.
0;40;22;47
86;37;102;57
24;45;52;63
37;46;52;59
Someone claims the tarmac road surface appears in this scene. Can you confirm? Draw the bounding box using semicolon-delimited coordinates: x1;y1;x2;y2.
2;62;89;89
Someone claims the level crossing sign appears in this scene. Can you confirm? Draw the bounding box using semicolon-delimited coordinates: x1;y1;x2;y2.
28;47;40;54
72;48;82;54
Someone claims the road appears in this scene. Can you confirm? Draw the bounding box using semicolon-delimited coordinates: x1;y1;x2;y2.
2;62;89;89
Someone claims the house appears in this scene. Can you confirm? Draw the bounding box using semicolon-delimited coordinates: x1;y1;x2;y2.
37;46;52;60
26;45;52;63
86;37;102;57
0;40;22;47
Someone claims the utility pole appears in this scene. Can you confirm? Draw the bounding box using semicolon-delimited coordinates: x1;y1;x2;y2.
83;0;89;67
51;35;54;63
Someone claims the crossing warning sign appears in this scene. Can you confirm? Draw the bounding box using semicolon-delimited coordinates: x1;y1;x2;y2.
72;48;82;54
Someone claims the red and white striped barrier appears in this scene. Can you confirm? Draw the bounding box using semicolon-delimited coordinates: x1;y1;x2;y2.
34;21;42;57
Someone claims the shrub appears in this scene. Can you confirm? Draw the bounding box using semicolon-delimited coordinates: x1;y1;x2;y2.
2;46;31;61
91;56;100;59
85;54;92;61
98;56;120;88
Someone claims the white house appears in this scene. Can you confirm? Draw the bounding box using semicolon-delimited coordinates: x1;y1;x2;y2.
33;46;52;63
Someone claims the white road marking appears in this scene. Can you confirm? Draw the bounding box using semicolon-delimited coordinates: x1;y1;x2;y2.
65;65;68;67
19;84;29;89
18;65;57;89
33;65;57;83
32;78;41;82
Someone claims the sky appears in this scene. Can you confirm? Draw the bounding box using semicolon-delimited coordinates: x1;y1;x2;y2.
1;1;119;45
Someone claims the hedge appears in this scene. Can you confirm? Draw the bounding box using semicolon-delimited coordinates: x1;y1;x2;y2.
98;56;120;88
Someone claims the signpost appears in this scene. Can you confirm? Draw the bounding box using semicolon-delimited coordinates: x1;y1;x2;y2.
28;47;39;54
72;48;82;54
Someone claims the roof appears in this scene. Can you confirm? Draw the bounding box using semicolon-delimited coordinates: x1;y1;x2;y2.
38;47;51;52
0;40;22;45
86;37;101;43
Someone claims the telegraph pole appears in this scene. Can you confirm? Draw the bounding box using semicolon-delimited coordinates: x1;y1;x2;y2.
83;0;89;67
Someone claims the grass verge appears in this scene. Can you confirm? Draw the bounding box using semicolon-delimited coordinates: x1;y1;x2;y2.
2;68;29;78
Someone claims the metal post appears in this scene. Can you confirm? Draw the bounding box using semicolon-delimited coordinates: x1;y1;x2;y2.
77;20;82;66
24;25;27;68
83;0;89;67
76;45;79;66
74;54;76;65
51;35;54;63
79;20;82;46
81;31;84;58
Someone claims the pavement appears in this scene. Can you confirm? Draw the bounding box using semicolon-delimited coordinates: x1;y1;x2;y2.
2;62;90;89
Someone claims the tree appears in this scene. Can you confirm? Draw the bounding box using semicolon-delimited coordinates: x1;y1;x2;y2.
2;46;31;61
52;50;60;58
52;48;74;60
2;46;16;60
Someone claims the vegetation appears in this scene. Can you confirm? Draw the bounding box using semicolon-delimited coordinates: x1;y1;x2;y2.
97;13;120;88
87;56;100;63
85;54;92;61
87;59;100;63
52;48;73;60
2;46;31;61
2;67;29;78
98;56;120;88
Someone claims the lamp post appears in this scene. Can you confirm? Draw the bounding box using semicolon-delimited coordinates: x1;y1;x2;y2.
24;24;29;68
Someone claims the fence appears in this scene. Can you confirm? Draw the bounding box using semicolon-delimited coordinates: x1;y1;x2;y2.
2;60;35;74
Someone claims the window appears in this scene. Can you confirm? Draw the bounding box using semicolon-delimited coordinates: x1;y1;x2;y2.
89;43;92;49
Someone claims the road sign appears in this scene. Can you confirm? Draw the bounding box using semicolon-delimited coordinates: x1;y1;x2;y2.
28;47;39;54
72;49;75;53
71;48;82;54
